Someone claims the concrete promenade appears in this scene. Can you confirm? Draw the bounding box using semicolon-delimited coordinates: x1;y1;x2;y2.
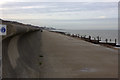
40;30;118;78
2;30;118;78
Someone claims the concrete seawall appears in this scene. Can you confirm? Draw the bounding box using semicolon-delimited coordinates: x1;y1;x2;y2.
2;20;42;78
2;20;40;40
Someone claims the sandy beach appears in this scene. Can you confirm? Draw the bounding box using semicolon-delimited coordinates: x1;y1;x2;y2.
2;29;118;78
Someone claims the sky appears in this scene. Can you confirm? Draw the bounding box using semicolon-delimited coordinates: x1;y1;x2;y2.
0;0;118;30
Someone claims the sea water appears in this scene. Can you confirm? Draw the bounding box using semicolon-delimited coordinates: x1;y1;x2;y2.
62;30;119;44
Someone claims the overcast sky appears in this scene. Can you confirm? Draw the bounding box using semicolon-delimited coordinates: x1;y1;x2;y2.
0;1;118;30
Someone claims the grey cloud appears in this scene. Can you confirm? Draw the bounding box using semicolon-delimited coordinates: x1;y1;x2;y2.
2;2;117;14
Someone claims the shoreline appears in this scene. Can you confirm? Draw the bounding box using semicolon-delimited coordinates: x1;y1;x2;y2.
49;30;119;50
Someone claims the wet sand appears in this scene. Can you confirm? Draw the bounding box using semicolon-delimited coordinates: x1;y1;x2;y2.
2;30;118;78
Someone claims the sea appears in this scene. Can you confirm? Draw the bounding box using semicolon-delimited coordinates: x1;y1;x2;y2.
60;29;119;45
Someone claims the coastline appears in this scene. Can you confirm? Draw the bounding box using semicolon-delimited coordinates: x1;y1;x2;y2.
50;30;119;50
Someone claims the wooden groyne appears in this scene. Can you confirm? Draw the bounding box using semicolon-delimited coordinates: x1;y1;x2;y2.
49;30;119;48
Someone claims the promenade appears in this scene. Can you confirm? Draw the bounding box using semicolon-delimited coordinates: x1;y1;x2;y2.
39;30;118;78
2;30;118;78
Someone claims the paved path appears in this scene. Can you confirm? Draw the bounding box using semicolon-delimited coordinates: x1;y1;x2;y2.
40;30;118;78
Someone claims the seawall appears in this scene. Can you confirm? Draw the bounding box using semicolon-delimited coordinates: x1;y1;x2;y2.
2;19;42;78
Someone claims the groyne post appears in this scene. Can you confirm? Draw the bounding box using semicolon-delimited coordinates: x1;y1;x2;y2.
89;36;91;41
84;35;86;39
115;39;117;44
97;36;100;43
105;39;108;43
81;36;83;39
100;37;101;41
80;36;82;39
110;39;111;42
77;34;80;38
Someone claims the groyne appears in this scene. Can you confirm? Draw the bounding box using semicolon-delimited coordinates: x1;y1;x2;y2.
50;30;119;48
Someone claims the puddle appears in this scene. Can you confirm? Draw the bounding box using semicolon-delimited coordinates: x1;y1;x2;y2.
105;47;116;52
91;43;100;47
80;68;97;72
